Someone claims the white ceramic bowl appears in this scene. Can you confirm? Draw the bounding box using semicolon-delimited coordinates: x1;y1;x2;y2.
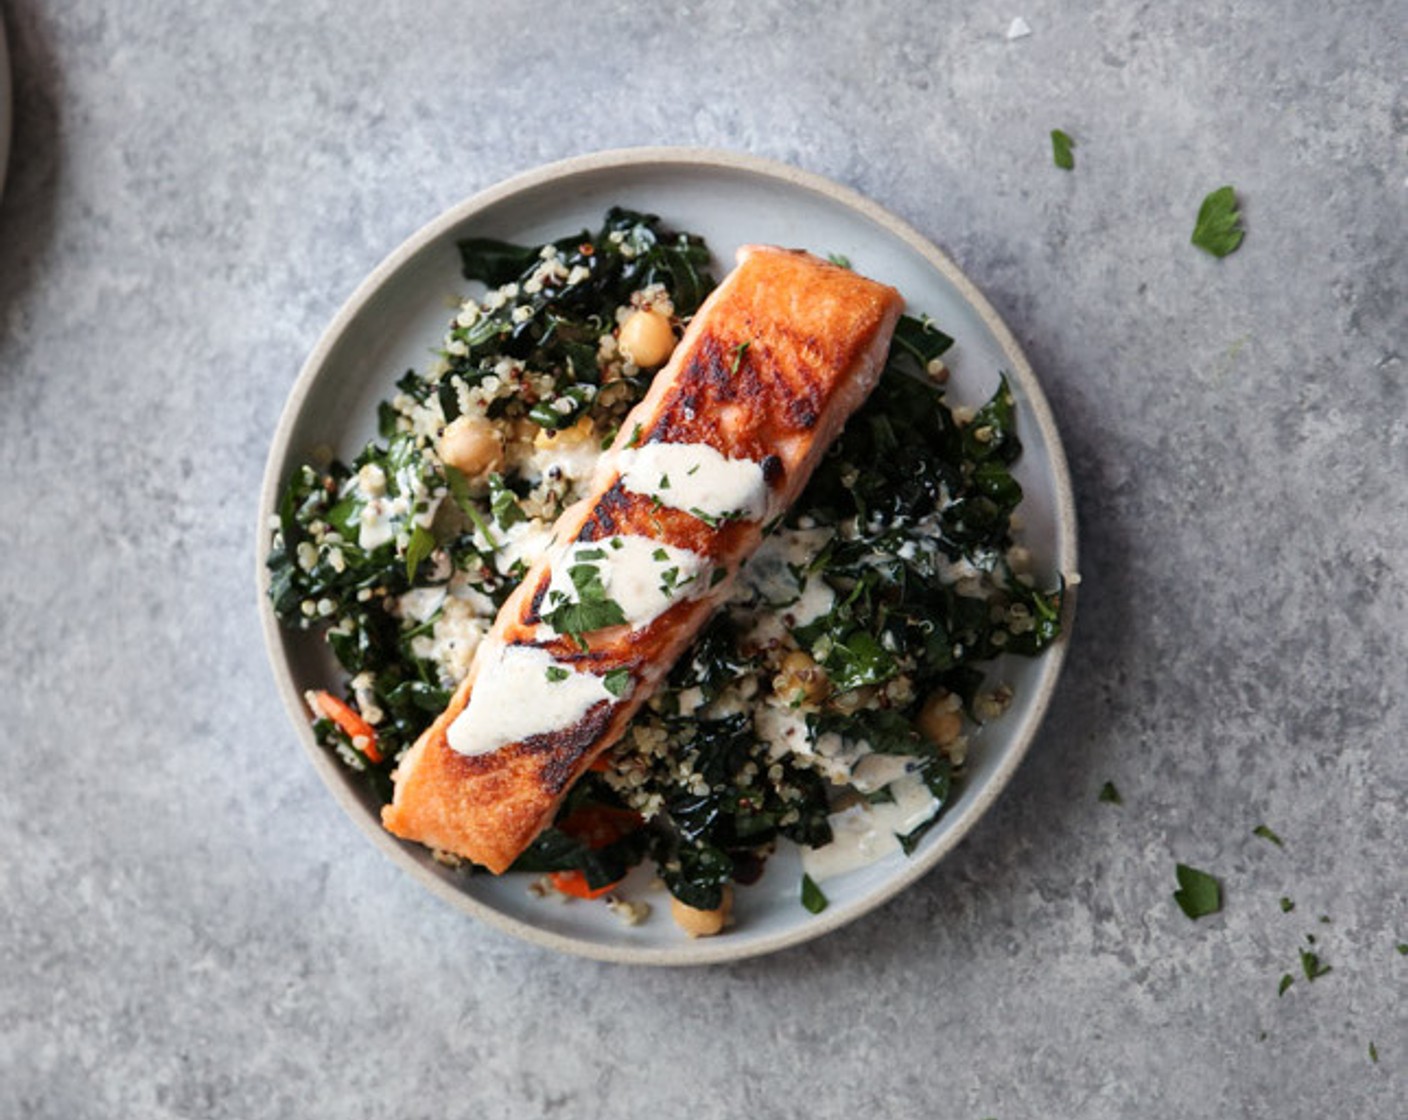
256;147;1078;964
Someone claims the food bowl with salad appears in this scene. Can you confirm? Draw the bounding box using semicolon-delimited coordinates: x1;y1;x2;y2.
257;149;1077;964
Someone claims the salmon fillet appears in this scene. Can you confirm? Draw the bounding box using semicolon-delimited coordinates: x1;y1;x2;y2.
381;245;904;873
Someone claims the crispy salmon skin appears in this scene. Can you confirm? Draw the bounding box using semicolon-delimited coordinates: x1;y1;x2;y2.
381;246;903;872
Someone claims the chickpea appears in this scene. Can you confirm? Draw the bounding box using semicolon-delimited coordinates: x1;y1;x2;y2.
774;649;830;706
670;886;733;938
533;414;596;450
438;414;503;479
618;309;676;368
916;690;964;747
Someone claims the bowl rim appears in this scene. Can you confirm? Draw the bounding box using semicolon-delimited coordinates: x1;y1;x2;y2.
0;13;12;201
255;145;1079;965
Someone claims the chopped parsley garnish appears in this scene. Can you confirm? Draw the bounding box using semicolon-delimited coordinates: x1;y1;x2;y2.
1252;823;1283;847
1173;863;1222;920
1397;943;1408;956
542;563;627;645
801;873;829;914
1280;897;1295;913
602;668;632;698
1299;948;1331;981
827;252;852;269
659;473;671;490
609;537;624;550
652;547;669;562
1098;780;1122;804
574;547;606;561
729;340;750;375
545;666;570;683
624;422;644;449
659;567;686;597
1191;185;1245;258
1050;128;1076;170
1369;1042;1378;1064
1278;973;1294;997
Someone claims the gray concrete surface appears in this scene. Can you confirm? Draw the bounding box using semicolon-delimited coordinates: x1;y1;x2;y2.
1;1;1404;1117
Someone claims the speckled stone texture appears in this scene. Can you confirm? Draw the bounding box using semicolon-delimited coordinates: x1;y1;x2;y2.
1;1;1403;1116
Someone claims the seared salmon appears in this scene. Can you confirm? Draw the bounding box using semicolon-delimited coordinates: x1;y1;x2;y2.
381;245;904;872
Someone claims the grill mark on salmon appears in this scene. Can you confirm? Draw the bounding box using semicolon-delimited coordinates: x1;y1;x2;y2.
381;246;904;873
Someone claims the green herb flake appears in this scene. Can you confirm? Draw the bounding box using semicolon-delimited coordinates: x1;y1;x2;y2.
659;473;671;490
801;873;829;914
574;547;606;561
709;567;728;588
1397;942;1408;956
652;547;670;562
1369;1042;1378;1064
1173;863;1222;920
602;668;632;698
827;252;852;269
1280;897;1295;913
609;537;624;551
1191;185;1245;258
729;340;751;375
1277;973;1294;997
542;564;627;643
1098;781;1122;804
1051;128;1076;170
1319;915;1331;924
545;666;570;683
624;423;644;449
1252;823;1283;847
1299;949;1331;981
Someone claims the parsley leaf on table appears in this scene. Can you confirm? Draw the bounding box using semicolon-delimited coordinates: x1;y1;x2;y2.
1191;185;1245;257
1051;128;1076;170
1252;823;1284;847
1098;781;1122;804
1299;948;1332;981
1173;863;1222;920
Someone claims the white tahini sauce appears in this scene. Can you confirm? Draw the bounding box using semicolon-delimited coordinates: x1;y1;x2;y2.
446;642;617;757
543;535;711;631
353;461;442;552
799;774;941;884
615;441;770;522
733;526;836;645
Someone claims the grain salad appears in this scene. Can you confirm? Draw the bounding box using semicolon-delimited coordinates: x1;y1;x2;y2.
267;209;1064;935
